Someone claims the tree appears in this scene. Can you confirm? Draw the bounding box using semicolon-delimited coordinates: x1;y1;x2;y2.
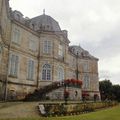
99;80;120;101
99;80;113;100
112;85;120;102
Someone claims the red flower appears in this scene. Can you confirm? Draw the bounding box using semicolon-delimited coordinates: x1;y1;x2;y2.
77;80;83;85
94;94;98;97
82;93;89;96
71;79;76;84
64;90;69;97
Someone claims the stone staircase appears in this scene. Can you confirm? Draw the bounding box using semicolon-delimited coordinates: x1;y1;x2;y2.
24;79;82;101
24;81;65;101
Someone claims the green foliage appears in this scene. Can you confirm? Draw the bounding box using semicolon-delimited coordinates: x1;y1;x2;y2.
99;80;120;101
0;101;119;120
42;101;118;117
112;85;120;101
0;103;120;120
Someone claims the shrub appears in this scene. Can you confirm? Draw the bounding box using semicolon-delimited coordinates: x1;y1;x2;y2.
41;101;118;117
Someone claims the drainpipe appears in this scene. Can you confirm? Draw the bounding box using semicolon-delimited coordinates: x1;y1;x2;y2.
4;19;12;101
76;51;79;80
36;33;41;88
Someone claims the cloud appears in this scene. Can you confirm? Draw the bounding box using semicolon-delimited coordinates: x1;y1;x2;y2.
10;0;120;84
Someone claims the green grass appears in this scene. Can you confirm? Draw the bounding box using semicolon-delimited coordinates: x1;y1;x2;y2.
0;102;22;109
0;103;120;120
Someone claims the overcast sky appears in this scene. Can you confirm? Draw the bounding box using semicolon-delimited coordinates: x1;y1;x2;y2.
9;0;120;84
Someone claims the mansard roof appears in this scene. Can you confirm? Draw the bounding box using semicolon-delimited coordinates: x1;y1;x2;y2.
29;14;61;32
69;45;98;60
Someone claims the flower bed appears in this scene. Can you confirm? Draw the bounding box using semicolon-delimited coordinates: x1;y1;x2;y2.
64;79;82;88
39;101;118;116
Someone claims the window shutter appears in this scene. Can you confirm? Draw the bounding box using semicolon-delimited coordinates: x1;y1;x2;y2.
14;56;18;76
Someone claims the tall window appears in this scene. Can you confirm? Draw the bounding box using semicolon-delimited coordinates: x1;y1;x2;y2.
12;28;20;44
83;62;89;72
58;44;64;57
43;40;52;53
27;59;34;80
9;54;19;77
83;75;90;89
58;67;64;80
42;64;51;80
29;39;36;51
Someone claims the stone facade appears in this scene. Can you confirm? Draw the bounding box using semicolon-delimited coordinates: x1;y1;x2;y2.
0;0;100;100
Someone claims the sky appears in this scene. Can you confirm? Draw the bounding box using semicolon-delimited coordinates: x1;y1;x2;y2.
9;0;120;84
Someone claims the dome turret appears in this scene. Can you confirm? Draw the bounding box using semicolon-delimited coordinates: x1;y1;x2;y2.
30;13;61;31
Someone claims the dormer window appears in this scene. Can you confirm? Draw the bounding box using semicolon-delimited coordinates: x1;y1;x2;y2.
32;24;35;29
13;11;23;22
16;14;20;21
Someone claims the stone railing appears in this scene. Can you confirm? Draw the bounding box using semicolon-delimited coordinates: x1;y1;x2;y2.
24;79;82;101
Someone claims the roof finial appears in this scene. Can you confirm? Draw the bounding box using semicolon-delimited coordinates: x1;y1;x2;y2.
43;9;45;15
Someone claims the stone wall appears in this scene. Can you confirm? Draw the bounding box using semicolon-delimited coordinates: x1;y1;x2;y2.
47;87;82;100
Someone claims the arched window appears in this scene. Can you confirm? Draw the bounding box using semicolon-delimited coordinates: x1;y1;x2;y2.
42;64;51;80
16;14;20;21
58;67;64;80
83;75;90;89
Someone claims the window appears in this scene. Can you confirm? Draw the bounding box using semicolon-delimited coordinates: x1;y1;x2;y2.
29;39;36;51
27;59;34;80
58;44;64;57
83;75;90;89
42;64;51;80
83;62;89;72
15;14;20;21
9;54;19;77
43;40;52;53
12;28;20;44
58;67;64;80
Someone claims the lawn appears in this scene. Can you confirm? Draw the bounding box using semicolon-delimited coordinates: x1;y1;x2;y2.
0;103;120;120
